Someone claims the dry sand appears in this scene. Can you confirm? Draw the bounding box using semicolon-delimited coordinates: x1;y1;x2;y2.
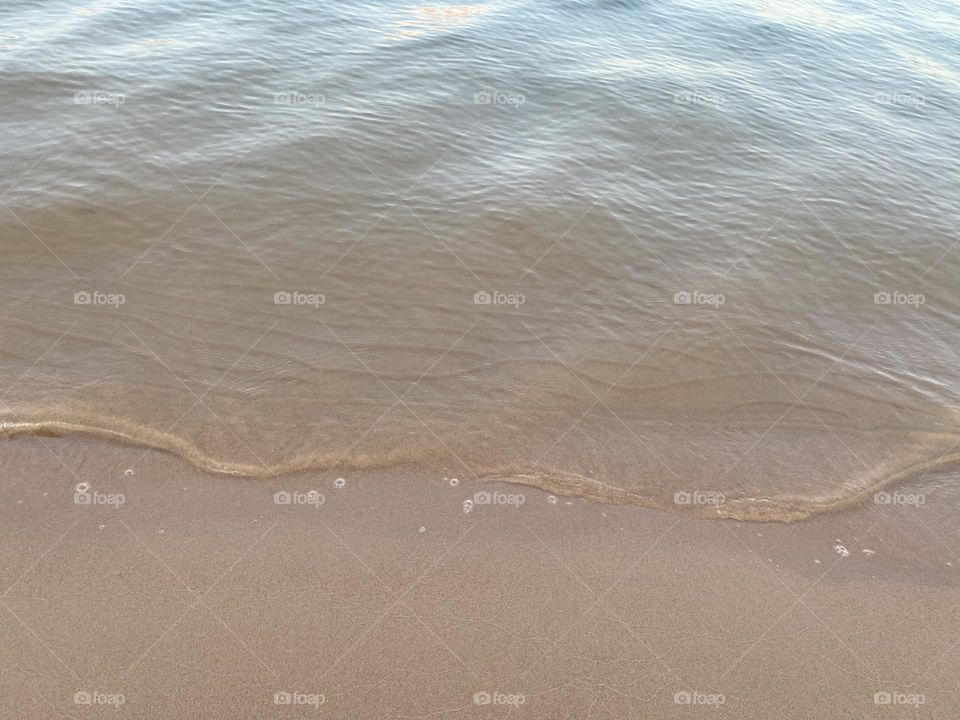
2;434;959;719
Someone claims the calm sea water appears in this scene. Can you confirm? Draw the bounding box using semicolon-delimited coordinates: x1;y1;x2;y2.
2;0;960;519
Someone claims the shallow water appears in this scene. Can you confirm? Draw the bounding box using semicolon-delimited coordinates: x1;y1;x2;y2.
2;0;960;520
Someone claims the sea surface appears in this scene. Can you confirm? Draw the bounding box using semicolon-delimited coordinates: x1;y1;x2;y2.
2;0;959;520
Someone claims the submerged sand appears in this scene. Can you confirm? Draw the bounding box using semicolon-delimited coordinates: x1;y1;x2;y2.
2;434;959;719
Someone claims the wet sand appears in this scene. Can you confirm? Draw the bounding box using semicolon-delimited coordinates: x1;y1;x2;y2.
2;434;959;719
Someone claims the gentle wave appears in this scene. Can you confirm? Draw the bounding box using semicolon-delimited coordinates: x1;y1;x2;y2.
2;0;959;528
6;414;960;523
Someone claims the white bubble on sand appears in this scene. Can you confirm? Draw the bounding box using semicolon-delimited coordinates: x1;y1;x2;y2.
418;526;426;533
449;477;459;487
334;478;346;488
833;544;850;557
548;495;558;505
76;482;90;494
462;499;473;514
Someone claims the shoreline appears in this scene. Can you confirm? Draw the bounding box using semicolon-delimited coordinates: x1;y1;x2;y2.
5;419;960;524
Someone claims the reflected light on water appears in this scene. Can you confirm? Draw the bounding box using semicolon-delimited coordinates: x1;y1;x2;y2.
383;4;492;43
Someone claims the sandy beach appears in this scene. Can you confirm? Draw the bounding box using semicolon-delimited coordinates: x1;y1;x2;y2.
2;434;958;719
